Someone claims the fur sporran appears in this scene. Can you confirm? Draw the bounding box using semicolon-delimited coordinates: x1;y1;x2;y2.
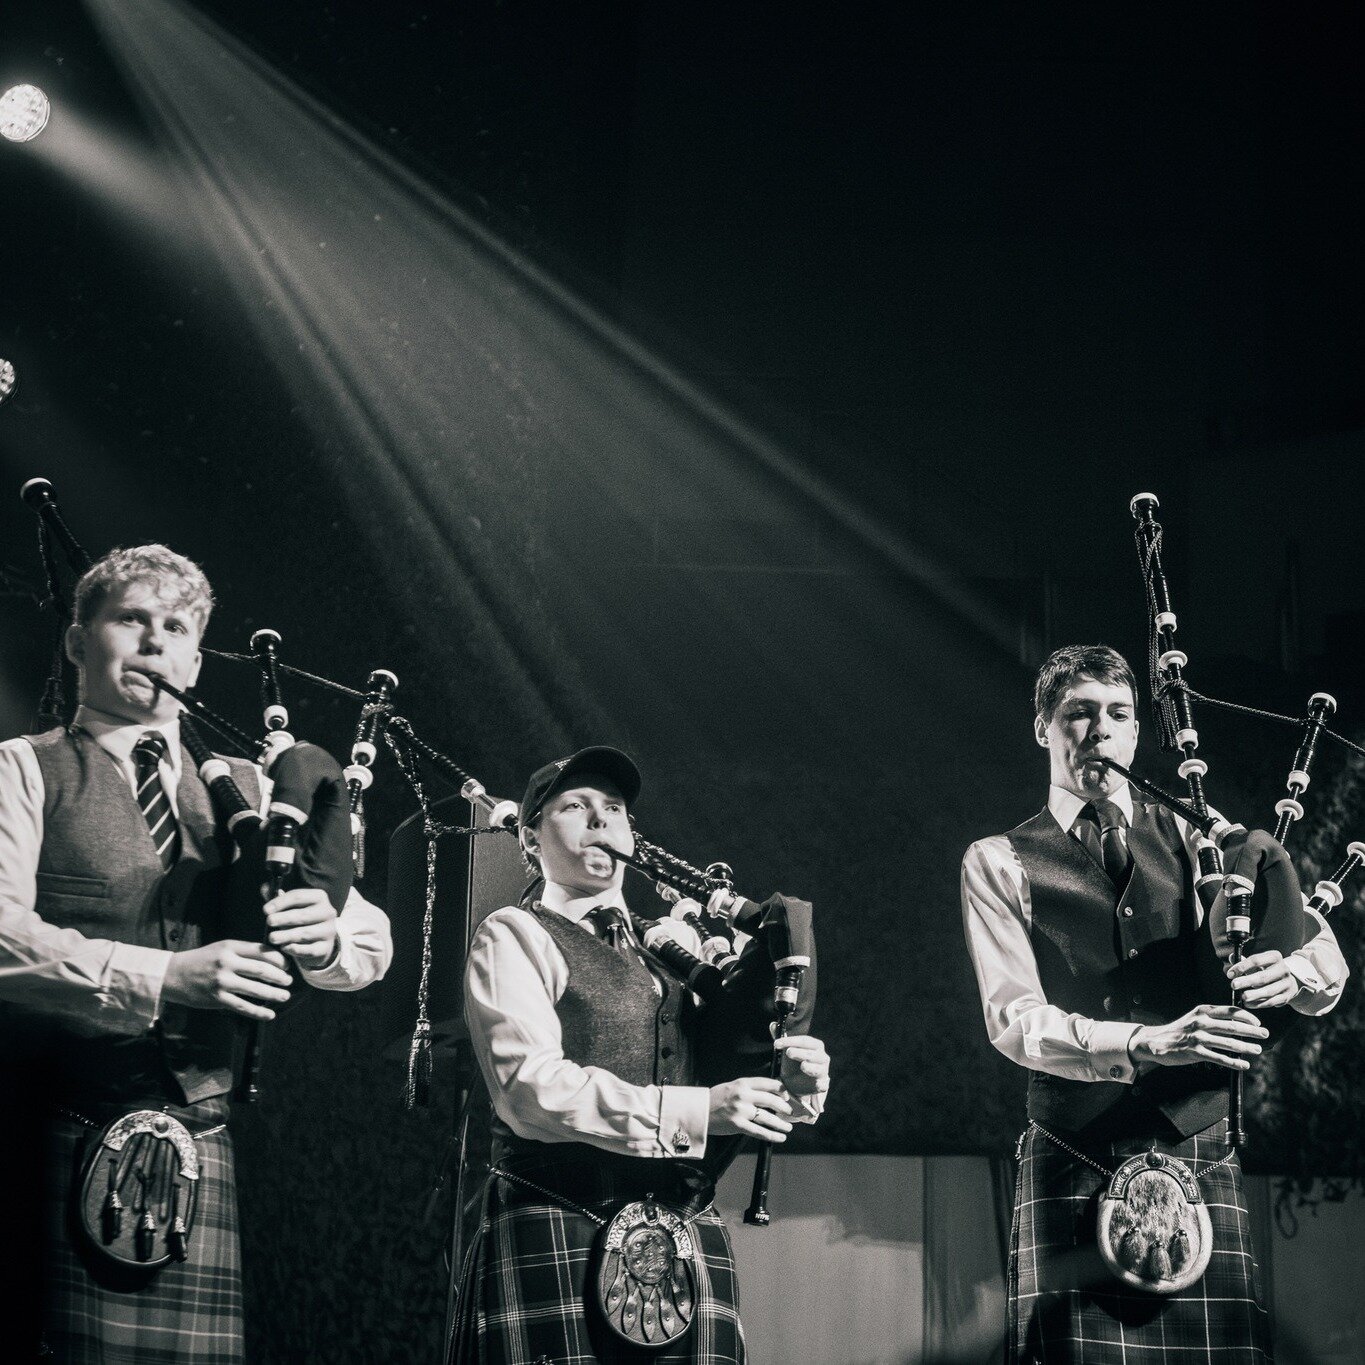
1096;1149;1214;1294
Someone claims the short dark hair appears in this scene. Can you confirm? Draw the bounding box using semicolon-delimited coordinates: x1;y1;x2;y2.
1034;645;1137;723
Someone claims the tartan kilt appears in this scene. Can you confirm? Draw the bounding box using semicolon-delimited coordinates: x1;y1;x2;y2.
42;1097;244;1365
451;1156;744;1365
1009;1119;1272;1364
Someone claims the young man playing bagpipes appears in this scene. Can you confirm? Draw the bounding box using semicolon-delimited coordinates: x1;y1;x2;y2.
0;545;392;1362
961;645;1348;1363
453;746;831;1363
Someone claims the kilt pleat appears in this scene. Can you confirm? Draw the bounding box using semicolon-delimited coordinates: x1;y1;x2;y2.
1009;1120;1272;1364
43;1099;244;1365
452;1162;744;1365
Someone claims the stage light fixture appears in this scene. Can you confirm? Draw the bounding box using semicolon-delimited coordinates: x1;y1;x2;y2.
0;359;16;404
0;84;51;142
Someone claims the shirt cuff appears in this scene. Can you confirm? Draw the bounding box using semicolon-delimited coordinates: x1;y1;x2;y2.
114;943;172;1030
790;1077;828;1124
298;934;358;990
659;1085;710;1159
1090;1020;1141;1083
1286;955;1339;1016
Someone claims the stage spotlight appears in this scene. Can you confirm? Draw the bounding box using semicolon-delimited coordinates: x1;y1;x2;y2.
0;359;16;404
0;84;51;142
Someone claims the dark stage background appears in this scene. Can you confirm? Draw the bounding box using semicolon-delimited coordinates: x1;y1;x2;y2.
4;3;1365;1359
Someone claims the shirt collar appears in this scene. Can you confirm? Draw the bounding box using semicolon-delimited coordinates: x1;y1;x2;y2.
1048;781;1133;832
539;880;628;926
74;706;183;778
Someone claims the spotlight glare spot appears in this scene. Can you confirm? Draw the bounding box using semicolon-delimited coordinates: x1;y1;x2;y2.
0;358;16;404
0;84;51;142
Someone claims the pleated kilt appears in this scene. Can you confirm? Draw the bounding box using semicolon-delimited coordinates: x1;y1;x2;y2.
43;1097;244;1365
451;1152;744;1365
1009;1119;1272;1364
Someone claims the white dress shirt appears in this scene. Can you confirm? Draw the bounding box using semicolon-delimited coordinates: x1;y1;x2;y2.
466;881;823;1162
961;782;1349;1086
0;710;392;1035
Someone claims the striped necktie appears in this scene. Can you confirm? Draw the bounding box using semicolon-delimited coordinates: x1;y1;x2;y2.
133;732;180;870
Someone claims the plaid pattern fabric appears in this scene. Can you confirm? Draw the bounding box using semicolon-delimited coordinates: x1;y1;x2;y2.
1010;1120;1272;1363
43;1099;244;1364
452;1160;744;1364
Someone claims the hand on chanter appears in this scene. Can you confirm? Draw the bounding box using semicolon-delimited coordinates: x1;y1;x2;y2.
1227;950;1301;1010
161;941;292;1021
1129;1004;1268;1071
708;1078;794;1143
264;886;340;969
775;1034;830;1100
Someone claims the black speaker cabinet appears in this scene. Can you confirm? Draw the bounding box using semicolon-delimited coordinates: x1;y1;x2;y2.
379;795;529;1057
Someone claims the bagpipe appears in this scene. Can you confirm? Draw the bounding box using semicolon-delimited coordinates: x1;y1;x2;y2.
20;477;817;1222
20;478;380;1102
408;766;816;1224
1106;492;1363;1146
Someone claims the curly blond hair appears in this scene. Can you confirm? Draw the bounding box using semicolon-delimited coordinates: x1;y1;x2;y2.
73;544;215;633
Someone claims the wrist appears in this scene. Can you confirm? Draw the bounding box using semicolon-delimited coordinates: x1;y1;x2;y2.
1127;1028;1148;1065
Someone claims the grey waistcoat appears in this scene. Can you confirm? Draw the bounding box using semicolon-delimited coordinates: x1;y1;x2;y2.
491;903;694;1178
17;725;261;1106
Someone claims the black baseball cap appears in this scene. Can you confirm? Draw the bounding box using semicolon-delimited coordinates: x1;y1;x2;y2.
519;746;642;827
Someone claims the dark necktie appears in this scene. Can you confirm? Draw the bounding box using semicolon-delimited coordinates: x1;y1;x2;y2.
1077;799;1132;887
133;732;180;870
585;904;655;978
586;903;630;955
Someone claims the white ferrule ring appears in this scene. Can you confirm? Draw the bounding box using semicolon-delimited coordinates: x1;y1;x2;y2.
1314;880;1344;910
1224;873;1255;896
352;740;377;765
344;764;373;790
1275;798;1304;822
1226;915;1253;936
1348;842;1365;860
261;731;295;771
1178;757;1207;779
1288;769;1311;790
227;810;258;831
266;845;298;866
200;758;231;784
1212;820;1245;848
1159;649;1189;671
268;801;309;824
265;705;288;729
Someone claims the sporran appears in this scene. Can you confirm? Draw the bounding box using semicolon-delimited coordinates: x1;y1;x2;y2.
596;1197;698;1349
75;1109;206;1272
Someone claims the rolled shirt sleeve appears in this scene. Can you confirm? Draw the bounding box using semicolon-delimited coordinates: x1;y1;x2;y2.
0;738;171;1033
465;906;711;1159
961;834;1140;1084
